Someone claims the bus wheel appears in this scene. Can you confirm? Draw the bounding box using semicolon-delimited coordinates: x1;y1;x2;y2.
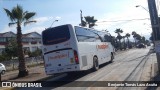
110;53;114;63
93;56;99;71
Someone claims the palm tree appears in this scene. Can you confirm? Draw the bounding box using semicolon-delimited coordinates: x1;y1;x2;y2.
115;28;123;50
4;5;36;77
84;16;97;28
142;36;146;44
135;34;142;43
125;33;130;48
122;36;126;50
132;31;137;46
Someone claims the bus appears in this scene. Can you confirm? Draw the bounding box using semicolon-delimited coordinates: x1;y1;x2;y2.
42;24;115;75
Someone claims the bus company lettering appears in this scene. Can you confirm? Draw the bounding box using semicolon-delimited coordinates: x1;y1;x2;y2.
49;54;67;60
97;44;108;49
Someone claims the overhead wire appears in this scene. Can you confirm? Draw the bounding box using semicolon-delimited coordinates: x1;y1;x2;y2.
97;18;150;23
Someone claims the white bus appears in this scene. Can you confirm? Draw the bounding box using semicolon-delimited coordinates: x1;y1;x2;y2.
42;24;115;75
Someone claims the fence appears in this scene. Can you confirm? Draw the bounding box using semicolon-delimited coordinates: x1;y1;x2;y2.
1;56;44;71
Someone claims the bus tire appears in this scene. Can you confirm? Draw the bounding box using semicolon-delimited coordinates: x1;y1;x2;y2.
93;56;99;71
110;53;114;63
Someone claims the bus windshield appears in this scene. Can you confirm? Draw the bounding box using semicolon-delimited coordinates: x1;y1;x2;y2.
42;25;70;45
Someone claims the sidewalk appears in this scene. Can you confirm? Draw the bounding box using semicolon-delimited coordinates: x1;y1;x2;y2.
0;65;54;90
151;53;160;90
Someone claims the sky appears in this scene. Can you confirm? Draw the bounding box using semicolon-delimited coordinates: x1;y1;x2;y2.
0;0;160;40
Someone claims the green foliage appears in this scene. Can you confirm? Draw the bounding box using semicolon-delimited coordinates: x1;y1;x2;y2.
80;16;98;28
28;48;42;57
4;5;37;77
4;4;36;25
125;33;130;48
125;33;130;38
0;38;18;61
115;28;123;41
4;38;18;59
0;54;7;62
115;28;123;50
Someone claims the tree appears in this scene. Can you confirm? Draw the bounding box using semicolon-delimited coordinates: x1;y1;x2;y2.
110;36;117;48
28;48;42;57
125;33;130;48
84;16;97;28
4;5;36;77
122;36;126;49
132;31;137;46
5;38;18;60
142;36;146;44
115;28;123;50
135;34;142;43
150;32;153;42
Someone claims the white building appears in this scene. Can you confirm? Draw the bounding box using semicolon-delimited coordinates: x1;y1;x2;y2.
0;31;42;53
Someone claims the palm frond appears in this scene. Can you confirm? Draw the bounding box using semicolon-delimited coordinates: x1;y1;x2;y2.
12;5;23;22
24;12;36;21
24;20;36;26
4;8;15;21
8;22;17;27
22;11;28;21
16;5;23;20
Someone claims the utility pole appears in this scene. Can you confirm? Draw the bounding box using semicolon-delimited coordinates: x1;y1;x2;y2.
80;10;83;26
148;0;160;74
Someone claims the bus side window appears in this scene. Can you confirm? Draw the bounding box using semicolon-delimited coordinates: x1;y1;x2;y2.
75;27;102;42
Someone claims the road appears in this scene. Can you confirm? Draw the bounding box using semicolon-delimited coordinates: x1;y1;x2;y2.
17;47;153;90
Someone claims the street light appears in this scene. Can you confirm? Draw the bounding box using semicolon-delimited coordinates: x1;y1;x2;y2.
50;19;58;28
136;5;156;42
135;5;149;12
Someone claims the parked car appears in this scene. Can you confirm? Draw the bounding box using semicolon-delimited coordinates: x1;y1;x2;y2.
0;63;6;75
147;43;151;46
137;43;146;48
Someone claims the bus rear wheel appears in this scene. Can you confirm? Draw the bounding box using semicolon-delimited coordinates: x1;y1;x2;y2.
110;53;114;63
93;56;99;71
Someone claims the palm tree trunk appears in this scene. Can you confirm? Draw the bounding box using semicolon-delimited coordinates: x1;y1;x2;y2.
134;38;136;47
124;38;126;49
17;22;28;77
127;37;129;48
119;39;121;50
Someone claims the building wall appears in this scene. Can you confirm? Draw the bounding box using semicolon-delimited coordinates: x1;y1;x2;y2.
0;32;42;54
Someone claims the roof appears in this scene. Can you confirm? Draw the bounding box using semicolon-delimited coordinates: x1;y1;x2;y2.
0;31;41;38
22;32;41;38
0;31;16;37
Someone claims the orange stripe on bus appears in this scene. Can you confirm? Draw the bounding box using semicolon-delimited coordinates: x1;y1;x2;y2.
97;44;108;49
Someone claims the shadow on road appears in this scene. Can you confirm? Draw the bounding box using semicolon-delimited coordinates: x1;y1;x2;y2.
36;61;113;89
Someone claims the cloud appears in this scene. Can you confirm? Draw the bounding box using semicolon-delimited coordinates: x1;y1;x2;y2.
0;25;17;33
35;17;52;25
55;16;61;20
94;0;150;39
24;26;46;34
35;16;61;25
